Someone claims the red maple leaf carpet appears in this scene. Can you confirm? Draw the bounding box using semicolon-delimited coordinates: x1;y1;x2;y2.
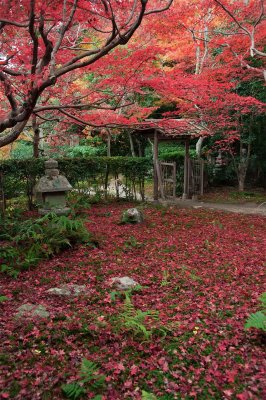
0;203;265;399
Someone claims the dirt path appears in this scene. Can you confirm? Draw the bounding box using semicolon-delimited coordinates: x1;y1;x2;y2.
153;198;266;216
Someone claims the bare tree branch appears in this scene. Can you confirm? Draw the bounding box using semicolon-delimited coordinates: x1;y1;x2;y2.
0;18;29;27
0;71;17;112
213;0;251;37
144;0;173;16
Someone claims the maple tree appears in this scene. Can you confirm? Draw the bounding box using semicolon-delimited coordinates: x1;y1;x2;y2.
213;0;266;81
134;0;266;190
0;0;173;148
0;0;265;191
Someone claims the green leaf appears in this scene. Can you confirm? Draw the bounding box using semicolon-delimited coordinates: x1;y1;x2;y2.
259;292;266;309
245;311;266;331
141;391;158;400
110;290;119;302
0;295;8;303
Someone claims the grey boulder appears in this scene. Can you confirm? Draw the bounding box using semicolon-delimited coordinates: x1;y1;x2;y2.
46;284;88;296
121;208;144;224
110;276;139;291
15;303;50;319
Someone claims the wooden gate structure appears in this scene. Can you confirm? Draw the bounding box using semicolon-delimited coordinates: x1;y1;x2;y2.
158;161;176;199
157;158;204;200
132;119;204;201
188;158;204;197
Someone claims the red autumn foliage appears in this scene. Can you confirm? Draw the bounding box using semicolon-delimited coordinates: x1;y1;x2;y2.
0;0;173;147
1;0;265;149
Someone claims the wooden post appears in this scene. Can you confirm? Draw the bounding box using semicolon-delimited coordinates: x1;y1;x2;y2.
173;162;176;199
182;139;190;200
153;130;159;201
156;160;165;199
200;159;204;195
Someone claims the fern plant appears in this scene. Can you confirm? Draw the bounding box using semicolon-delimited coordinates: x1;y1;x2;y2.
0;246;20;277
116;292;159;340
61;359;105;399
123;235;143;251
1;212;94;276
79;359;106;390
245;292;266;332
61;383;86;400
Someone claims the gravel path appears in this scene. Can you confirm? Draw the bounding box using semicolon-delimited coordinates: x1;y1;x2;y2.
153;199;266;216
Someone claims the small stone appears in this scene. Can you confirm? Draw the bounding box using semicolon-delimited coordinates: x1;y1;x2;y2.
15;304;50;319
47;284;87;296
121;208;144;224
110;276;139;291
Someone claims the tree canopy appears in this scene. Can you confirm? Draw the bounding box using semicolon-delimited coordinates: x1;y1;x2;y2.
0;0;265;151
0;0;173;147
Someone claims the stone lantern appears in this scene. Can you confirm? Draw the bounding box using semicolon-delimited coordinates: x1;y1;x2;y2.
34;159;72;215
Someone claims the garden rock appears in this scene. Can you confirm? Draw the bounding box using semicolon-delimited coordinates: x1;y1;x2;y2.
15;304;50;319
110;276;139;291
47;284;88;296
121;208;144;224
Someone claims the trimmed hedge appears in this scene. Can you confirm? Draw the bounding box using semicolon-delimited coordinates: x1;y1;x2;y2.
0;157;151;210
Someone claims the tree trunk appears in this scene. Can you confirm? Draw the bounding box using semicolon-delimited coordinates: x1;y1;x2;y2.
32;115;40;158
238;167;246;191
128;132;136;157
136;138;143;157
0;171;6;216
237;143;251;192
107;132;111;157
196;137;204;158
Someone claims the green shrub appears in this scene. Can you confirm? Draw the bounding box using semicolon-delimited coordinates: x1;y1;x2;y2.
64;144;107;158
0;156;150;209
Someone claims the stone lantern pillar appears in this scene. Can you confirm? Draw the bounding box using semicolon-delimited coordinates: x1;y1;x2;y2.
34;159;72;215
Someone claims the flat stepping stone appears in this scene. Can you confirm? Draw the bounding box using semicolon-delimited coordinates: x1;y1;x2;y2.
110;277;139;291
46;284;88;296
15;303;50;319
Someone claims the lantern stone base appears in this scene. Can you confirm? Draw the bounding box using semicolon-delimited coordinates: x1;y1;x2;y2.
39;207;71;216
